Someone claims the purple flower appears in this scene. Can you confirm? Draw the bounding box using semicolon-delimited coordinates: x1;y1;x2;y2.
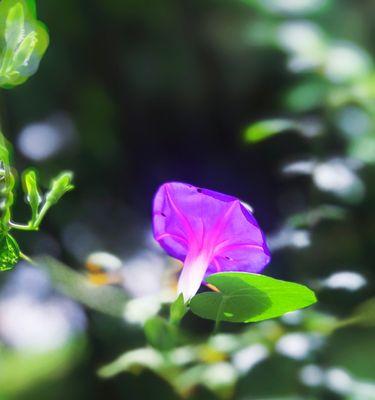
153;182;271;301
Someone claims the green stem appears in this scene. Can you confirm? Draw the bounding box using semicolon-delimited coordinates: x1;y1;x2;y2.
213;298;225;334
20;251;35;265
9;221;37;231
32;202;51;228
213;319;221;334
9;201;51;231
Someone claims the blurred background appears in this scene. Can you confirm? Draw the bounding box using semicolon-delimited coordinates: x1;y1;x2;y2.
0;0;374;399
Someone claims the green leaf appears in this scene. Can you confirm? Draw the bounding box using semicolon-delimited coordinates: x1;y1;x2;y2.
22;169;41;222
169;294;188;325
144;317;177;351
190;272;317;323
0;234;20;271
4;3;23;47
45;171;74;206
0;0;49;88
243;119;296;143
98;347;164;378
5;2;25;50
12;30;37;68
0;133;11;165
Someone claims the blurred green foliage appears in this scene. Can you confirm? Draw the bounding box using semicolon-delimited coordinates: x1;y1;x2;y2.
0;0;373;399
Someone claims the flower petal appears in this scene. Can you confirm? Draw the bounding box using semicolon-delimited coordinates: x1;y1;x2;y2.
153;182;271;289
153;182;237;260
177;252;210;301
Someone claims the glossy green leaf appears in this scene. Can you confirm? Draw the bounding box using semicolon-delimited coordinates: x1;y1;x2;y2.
170;294;188;325
144;317;177;351
22;169;41;221
190;272;317;323
243;119;296;143
0;234;20;271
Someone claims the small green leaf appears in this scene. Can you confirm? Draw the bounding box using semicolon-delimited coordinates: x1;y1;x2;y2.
170;294;188;325
22;169;41;221
5;2;25;51
0;234;20;271
144;316;177;351
0;0;49;88
190;272;317;323
45;171;74;206
243;119;296;143
12;30;37;68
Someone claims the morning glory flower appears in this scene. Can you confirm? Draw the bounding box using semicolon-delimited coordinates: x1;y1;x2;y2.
153;182;271;301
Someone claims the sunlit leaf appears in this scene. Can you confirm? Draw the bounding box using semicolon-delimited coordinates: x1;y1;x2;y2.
98;347;164;378
98;347;182;397
12;31;37;68
45;171;74;206
22;169;41;221
0;0;49;88
0;234;20;271
190;272;317;323
5;2;24;51
243;119;296;143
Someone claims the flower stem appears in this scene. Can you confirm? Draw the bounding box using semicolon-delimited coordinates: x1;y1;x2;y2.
20;251;35;265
